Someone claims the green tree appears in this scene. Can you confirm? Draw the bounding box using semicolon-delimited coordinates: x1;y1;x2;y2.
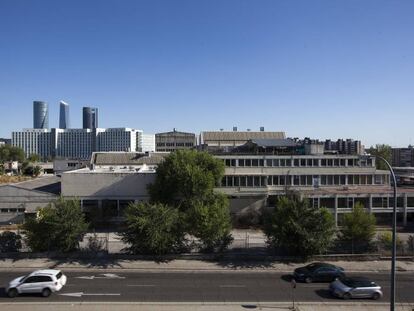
339;203;376;252
22;198;89;252
148;150;225;205
145;150;232;253
0;231;22;252
264;194;336;258
186;193;233;252
120;202;185;255
27;154;41;163
0;145;25;163
367;144;392;170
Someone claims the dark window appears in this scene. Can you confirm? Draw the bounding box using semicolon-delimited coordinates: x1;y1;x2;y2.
294;159;299;167
286;159;292;166
300;159;306;166
259;159;264;166
313;159;319;166
245;159;251;166
280;159;286;166
307;159;313;167
266;159;272;167
321;159;327;166
252;159;259;167
273;159;279;167
293;175;300;185
239;159;245;167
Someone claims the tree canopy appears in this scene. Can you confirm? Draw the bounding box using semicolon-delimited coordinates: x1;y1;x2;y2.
123;150;232;254
0;145;25;163
339;202;376;251
264;194;336;258
120;202;185;255
367;144;392;170
23;198;89;252
148;150;225;206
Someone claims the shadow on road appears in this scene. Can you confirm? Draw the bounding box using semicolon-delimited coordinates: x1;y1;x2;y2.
315;289;337;300
280;274;294;282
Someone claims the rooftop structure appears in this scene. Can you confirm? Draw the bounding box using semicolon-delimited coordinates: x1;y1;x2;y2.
155;129;196;152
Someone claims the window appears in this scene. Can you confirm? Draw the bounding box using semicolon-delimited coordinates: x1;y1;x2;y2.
239;159;245;167
245;159;251;167
259;159;264;166
348;175;354;184
294;159;299;167
321;159;327;166
273;159;279;167
266;159;272;167
293;175;300;185
307;159;313;166
300;159;306;166
313;159;319;166
252;159;259;167
253;176;260;187
240;176;247;187
280;159;286;166
300;175;306;185
286;159;292;166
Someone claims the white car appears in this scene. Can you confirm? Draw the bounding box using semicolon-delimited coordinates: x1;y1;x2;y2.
6;269;67;298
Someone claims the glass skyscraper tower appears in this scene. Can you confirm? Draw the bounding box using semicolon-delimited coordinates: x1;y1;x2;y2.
59;101;70;129
82;107;98;129
33;101;48;129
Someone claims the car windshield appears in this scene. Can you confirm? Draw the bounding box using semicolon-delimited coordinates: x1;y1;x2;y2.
19;275;29;283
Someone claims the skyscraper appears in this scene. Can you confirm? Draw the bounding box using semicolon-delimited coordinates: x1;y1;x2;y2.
82;107;98;129
33;101;48;129
59;101;70;129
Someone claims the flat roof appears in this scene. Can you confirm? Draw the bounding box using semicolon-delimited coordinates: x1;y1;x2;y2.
10;175;61;195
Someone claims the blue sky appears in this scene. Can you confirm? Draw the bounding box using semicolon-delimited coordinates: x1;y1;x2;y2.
0;0;413;147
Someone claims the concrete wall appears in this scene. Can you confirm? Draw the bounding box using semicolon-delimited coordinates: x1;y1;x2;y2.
62;172;155;199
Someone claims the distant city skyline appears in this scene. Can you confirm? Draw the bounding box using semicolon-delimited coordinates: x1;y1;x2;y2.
1;0;413;147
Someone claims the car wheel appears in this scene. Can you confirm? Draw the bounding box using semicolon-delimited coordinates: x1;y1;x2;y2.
343;292;351;300
372;292;381;300
42;288;51;297
305;277;312;283
7;288;18;298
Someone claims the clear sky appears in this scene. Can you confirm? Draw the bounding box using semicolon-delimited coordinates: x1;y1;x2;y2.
0;0;413;147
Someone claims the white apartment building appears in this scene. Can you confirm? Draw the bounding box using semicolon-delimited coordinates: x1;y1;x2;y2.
12;129;52;159
12;127;146;160
141;134;156;152
53;128;94;159
96;128;137;152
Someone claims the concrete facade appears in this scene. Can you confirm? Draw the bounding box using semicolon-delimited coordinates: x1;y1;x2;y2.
155;129;196;152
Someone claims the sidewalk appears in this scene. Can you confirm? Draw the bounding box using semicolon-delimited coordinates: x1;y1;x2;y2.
0;258;413;273
0;302;413;311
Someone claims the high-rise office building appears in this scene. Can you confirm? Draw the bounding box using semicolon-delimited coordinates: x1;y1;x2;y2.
82;107;98;129
33;101;48;129
59;101;70;129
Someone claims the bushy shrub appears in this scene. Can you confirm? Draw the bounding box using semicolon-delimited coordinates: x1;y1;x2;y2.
0;231;22;252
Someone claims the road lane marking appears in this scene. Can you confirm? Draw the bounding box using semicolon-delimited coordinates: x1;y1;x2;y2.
219;285;246;288
60;292;121;297
127;284;156;287
75;273;125;280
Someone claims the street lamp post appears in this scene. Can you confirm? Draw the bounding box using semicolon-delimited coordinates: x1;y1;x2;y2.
375;156;397;311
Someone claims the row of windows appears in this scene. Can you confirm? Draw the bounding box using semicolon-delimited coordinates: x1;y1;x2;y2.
220;174;387;187
223;157;373;168
0;208;25;213
156;142;194;147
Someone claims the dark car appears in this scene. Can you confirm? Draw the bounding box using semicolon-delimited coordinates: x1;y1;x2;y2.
330;277;382;300
293;262;345;283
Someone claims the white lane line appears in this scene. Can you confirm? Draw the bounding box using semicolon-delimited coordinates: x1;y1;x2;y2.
219;285;246;288
127;284;156;287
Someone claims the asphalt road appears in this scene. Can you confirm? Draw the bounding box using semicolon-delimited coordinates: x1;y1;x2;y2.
0;271;413;303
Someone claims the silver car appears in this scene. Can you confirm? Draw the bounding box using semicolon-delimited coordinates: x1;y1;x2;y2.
329;277;382;300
